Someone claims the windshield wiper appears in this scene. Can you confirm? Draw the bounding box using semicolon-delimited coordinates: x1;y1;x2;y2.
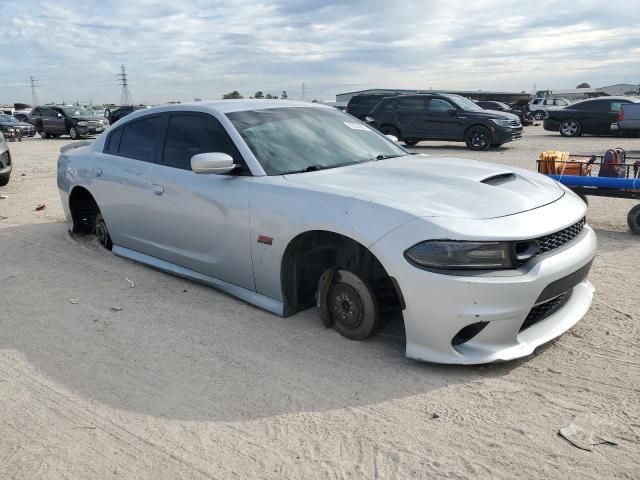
284;160;363;175
375;154;404;160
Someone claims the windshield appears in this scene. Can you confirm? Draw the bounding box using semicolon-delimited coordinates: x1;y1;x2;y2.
62;107;94;116
441;94;484;112
0;114;19;124
226;107;408;175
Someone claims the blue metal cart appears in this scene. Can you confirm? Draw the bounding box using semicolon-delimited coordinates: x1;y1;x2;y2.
537;154;640;234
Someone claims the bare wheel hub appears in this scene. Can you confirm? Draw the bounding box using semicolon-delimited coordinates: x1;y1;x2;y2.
330;283;364;329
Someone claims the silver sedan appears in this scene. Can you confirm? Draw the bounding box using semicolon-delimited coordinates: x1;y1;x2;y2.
57;100;596;364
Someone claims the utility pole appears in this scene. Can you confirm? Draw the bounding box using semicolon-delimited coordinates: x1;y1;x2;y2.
301;82;305;101
30;76;39;106
117;65;132;106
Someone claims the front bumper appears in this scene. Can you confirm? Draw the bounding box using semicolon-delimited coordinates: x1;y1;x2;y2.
543;118;561;131
492;125;523;144
370;192;596;364
76;123;108;136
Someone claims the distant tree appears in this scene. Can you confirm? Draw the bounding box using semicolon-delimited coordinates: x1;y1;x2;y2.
254;91;264;99
576;82;591;88
281;90;288;100
265;93;274;99
222;91;243;99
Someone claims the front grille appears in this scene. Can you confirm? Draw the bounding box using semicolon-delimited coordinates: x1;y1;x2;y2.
87;121;99;127
509;120;521;128
520;291;572;332
513;217;585;268
537;217;586;255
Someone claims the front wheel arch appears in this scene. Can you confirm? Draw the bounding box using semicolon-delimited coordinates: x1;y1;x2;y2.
280;230;403;319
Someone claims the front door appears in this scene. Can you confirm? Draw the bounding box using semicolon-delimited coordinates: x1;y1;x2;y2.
143;112;255;291
423;97;462;139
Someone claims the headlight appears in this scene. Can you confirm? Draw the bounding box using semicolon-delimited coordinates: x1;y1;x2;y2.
76;121;87;126
490;118;513;127
405;241;514;269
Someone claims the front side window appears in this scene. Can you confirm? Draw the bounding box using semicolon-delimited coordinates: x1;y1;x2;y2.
162;114;243;171
441;94;483;112
118;115;162;161
227;107;408;175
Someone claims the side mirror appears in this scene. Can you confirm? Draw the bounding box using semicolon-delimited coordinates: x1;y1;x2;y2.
57;113;63;118
191;152;236;174
447;108;457;116
385;134;399;143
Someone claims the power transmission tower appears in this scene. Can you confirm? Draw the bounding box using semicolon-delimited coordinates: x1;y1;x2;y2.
117;65;132;106
301;82;305;101
30;76;38;105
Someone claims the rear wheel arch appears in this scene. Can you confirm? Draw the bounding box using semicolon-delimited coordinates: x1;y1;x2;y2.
280;230;404;318
68;186;101;233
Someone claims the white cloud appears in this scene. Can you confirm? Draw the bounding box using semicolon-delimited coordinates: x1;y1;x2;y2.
1;0;639;105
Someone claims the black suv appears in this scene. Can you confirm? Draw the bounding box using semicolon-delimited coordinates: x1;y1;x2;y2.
30;106;109;139
104;105;146;125
368;94;523;150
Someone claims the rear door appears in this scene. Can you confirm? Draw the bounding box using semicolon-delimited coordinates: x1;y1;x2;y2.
143;112;254;290
392;96;428;139
92;114;164;252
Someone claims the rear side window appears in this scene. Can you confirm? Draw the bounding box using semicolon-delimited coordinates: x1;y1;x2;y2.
609;102;625;112
118;115;162;162
162;114;244;171
104;128;123;154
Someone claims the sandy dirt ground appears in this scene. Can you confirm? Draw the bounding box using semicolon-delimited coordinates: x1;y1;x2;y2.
0;126;639;479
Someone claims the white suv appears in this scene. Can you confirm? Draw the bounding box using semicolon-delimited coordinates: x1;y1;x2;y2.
529;97;571;120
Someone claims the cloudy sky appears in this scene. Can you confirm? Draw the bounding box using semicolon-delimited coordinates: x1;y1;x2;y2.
1;0;639;105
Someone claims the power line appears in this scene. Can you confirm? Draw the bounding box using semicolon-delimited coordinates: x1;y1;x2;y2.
30;76;38;105
117;65;132;106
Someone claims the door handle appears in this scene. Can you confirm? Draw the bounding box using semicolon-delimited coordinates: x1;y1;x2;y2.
93;167;102;177
151;184;165;195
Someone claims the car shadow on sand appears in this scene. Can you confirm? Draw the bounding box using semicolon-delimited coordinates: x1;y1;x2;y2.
1;222;531;422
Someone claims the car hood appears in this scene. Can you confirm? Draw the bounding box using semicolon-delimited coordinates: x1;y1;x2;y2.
283;155;564;219
466;110;520;122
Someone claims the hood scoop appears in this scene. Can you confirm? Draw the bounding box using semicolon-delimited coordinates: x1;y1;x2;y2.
480;172;516;186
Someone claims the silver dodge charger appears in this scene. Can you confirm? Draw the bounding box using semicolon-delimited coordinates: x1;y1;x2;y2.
57;100;597;364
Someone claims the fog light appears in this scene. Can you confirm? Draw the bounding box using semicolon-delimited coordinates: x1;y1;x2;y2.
452;322;489;346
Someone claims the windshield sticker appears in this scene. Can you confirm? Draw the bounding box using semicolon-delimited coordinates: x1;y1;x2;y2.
344;122;371;131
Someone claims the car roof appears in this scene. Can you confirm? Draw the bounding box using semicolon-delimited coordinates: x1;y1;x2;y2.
574;96;640;104
135;99;330;116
